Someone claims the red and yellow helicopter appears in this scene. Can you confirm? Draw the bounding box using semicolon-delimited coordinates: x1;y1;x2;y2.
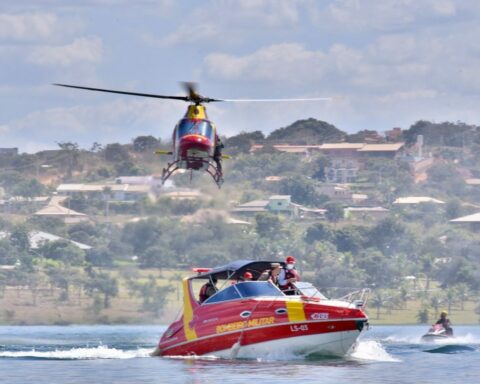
54;82;330;187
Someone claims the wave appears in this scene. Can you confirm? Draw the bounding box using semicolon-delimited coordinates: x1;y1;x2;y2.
348;340;400;362
383;333;480;345
0;346;152;360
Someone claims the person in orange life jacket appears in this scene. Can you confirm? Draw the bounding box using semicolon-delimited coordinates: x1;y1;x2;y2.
199;277;217;303
278;256;300;295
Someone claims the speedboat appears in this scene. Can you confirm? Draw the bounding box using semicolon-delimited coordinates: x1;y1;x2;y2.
152;260;369;358
421;324;453;342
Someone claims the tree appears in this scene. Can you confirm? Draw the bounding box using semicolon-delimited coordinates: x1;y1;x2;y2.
305;223;333;244
104;143;130;163
85;271;119;309
311;155;330;180
57;141;80;179
37;240;85;266
255;212;281;238
130;276;173;316
133;136;160;152
417;308;429;324
445;199;463;220
370;291;388;320
278;176;326;206
267;118;346;144
12;179;45;198
324;202;344;225
224;131;265;154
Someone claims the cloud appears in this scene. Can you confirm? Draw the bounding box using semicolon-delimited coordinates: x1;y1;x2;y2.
1;97;186;151
0;12;58;41
319;0;458;32
28;36;103;67
143;23;220;47
144;0;304;47
204;43;327;86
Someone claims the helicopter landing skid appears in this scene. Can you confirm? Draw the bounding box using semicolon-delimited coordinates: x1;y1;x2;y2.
161;157;224;188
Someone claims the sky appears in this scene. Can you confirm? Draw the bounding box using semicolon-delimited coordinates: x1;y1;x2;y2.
1;0;480;153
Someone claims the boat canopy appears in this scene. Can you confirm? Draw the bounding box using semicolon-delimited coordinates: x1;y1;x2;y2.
192;260;282;281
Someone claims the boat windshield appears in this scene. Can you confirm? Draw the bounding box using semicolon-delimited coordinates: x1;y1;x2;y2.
177;119;214;140
204;281;283;304
235;281;284;298
294;282;328;299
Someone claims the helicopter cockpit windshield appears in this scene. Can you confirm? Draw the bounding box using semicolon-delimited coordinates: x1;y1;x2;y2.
177;119;214;142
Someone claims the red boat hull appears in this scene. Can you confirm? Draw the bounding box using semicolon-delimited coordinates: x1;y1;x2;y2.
157;318;365;357
155;295;368;358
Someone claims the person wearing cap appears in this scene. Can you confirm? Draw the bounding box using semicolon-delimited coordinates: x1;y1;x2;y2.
278;255;300;295
435;310;453;335
241;271;253;282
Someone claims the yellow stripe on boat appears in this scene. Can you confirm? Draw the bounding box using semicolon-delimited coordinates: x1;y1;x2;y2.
286;299;306;322
182;278;197;340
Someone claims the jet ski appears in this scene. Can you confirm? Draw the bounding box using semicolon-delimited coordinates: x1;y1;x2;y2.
421;324;453;342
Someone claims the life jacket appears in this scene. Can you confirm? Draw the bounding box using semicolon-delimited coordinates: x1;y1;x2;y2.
279;268;300;292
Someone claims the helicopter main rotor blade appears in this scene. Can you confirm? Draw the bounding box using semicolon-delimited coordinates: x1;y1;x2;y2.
53;83;191;102
222;97;332;102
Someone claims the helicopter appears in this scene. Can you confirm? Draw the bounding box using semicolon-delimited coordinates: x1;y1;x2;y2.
54;82;330;188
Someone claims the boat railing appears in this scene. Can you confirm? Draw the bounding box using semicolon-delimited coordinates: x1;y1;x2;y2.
338;288;371;309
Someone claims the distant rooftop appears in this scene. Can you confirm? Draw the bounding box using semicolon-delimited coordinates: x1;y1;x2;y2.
393;196;445;204
450;212;480;223
251;142;405;153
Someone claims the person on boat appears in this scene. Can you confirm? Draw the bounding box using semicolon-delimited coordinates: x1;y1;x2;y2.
279;255;300;295
240;271;253;282
435;310;453;336
267;263;281;287
199;277;217;303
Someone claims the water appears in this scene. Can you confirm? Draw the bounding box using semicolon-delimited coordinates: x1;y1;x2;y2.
0;325;479;383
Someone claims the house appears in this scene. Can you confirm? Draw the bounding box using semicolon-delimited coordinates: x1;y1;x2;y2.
385;127;403;142
465;178;480;186
232;195;325;219
0;230;91;251
345;206;390;221
231;199;270;214
181;209;252;226
357;143;405;158
393;196;445;205
56;183;151;202
449;212;480;231
316;184;368;204
0;196;49;213
268;195;292;212
159;189;205;200
34;196;88;224
232;195;293;216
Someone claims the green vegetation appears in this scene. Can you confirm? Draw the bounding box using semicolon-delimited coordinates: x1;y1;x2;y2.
0;120;479;324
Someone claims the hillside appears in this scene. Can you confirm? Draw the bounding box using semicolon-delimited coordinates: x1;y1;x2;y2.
0;120;479;325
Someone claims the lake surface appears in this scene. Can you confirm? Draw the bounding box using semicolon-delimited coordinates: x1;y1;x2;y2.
0;325;479;383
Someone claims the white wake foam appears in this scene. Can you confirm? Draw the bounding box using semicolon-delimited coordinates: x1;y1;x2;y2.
384;333;480;345
0;346;152;360
348;340;400;362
